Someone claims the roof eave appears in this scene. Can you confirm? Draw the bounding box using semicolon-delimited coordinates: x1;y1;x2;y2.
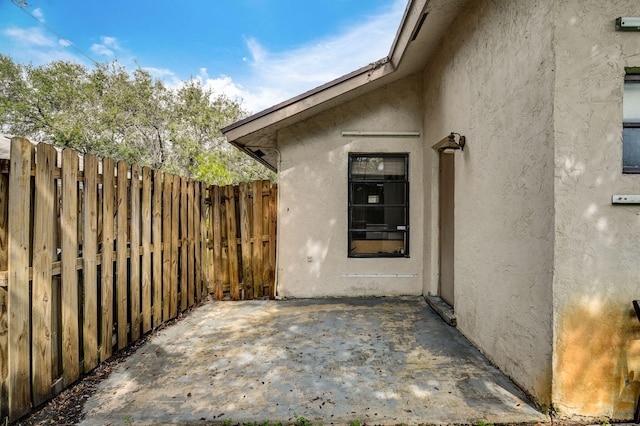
222;58;394;139
388;0;431;69
230;140;277;172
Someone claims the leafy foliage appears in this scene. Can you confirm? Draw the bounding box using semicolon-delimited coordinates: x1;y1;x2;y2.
0;55;275;184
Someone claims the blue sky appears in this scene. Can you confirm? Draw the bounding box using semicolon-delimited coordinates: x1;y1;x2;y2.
0;0;406;114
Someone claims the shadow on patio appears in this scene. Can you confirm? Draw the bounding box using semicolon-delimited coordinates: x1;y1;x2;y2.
79;297;548;425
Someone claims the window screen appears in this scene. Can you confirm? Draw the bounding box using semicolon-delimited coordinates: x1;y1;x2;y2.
348;154;409;257
624;74;640;173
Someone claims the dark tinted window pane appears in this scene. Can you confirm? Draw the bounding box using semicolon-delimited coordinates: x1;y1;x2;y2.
351;156;406;180
351;182;407;204
623;127;640;172
350;206;407;229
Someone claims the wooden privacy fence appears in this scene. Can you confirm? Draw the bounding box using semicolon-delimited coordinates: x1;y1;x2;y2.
0;138;277;422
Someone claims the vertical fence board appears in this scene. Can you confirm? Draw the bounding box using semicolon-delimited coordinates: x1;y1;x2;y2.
162;173;172;322
239;183;252;299
7;138;32;420
116;161;129;350
170;175;180;318
194;182;203;301
31;143;56;404
151;170;162;327
61;149;80;387
221;191;229;294
180;177;187;312
141;167;152;333
205;184;213;294
52;182;61;383
268;182;277;299
252;181;264;298
0;285;5;422
101;158;115;362
82;154;99;373
225;186;239;300
261;182;270;293
187;180;195;307
211;186;223;299
0;158;9;421
129;165;141;341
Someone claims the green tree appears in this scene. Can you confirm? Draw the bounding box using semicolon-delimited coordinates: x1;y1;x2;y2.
0;54;275;183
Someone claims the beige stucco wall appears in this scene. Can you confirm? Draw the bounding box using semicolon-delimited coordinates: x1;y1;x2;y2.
275;76;424;298
552;0;640;419
420;0;556;407
265;0;640;418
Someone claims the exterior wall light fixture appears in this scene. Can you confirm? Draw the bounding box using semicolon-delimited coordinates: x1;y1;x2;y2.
432;132;466;154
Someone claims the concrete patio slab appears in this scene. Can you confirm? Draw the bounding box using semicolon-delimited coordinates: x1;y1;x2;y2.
79;297;548;425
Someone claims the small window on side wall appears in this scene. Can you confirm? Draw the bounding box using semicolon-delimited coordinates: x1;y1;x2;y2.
624;74;640;173
348;153;409;258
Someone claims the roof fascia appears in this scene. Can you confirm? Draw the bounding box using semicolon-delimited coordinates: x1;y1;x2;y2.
388;0;430;69
223;59;395;142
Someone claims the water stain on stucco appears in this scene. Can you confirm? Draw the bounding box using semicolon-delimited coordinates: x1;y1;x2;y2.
554;299;640;419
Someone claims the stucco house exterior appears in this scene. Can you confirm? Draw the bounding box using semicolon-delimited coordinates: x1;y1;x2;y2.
222;0;640;420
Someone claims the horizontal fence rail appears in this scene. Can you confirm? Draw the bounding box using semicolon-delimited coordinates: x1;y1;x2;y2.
0;138;277;422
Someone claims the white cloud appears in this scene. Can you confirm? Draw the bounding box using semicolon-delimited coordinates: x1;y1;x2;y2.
90;44;113;57
181;70;253;110
144;66;183;88
4;26;55;47
212;0;407;113
202;75;251;104
2;26;85;65
90;36;122;58
103;37;121;49
32;8;44;21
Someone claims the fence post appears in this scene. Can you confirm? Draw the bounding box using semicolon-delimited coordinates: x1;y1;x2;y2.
7;137;33;420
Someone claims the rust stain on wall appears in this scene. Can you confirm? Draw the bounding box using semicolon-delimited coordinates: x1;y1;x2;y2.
555;300;640;419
